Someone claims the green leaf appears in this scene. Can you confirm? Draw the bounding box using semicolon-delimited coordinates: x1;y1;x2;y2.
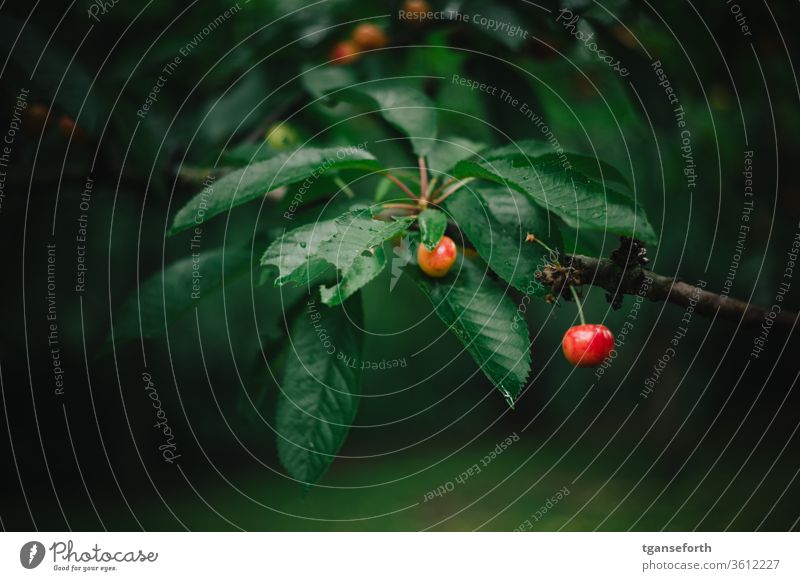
489;140;632;193
445;187;562;295
409;256;532;406
219;142;273;166
276;298;363;484
276;175;341;216
338;85;437;157
320;247;386;306
261;209;415;303
418;209;448;250
426;137;486;176
317;211;414;279
260;219;340;286
111;247;252;346
453;148;657;245
169;147;382;235
302;65;356;99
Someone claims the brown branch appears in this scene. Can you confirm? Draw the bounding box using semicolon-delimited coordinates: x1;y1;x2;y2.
561;254;797;331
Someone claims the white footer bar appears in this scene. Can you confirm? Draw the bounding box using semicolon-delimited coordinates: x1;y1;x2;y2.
1;532;796;580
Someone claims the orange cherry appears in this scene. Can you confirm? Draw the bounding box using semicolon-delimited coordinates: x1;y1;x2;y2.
352;23;388;49
403;0;431;20
417;235;457;278
24;104;50;134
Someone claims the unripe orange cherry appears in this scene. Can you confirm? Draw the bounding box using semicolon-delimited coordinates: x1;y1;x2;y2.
417;235;457;278
24;104;50;134
403;0;431;19
352;23;388;49
330;41;360;65
562;324;614;367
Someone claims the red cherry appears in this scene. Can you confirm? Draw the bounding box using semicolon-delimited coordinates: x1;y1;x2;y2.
562;324;614;367
330;41;360;65
417;235;457;278
58;115;87;142
352;23;388;50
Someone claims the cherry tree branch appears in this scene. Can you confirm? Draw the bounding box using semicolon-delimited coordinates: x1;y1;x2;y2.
380;209;796;331
561;254;797;331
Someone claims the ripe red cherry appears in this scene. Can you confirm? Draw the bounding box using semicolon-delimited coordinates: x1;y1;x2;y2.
417;235;457;278
352;23;388;49
58;115;87;142
330;41;360;65
562;324;614;367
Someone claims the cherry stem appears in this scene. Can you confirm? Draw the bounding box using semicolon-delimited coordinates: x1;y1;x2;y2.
333;176;355;199
380;203;419;211
569;285;587;326
383;172;418;200
419;156;429;200
429;177;454;200
427;177;439;201
526;233;558;259
433;178;475;204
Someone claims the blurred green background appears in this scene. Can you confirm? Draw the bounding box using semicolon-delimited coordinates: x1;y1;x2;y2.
0;0;798;531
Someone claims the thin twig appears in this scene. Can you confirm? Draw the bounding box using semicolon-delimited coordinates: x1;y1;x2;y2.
427;176;439;197
380;203;419;210
334;176;356;199
383;172;418;200
433;178;475;204
419;156;429;200
569;285;586;325
429;177;454;200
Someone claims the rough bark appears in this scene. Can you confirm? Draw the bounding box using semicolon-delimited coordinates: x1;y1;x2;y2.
566;254;797;330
